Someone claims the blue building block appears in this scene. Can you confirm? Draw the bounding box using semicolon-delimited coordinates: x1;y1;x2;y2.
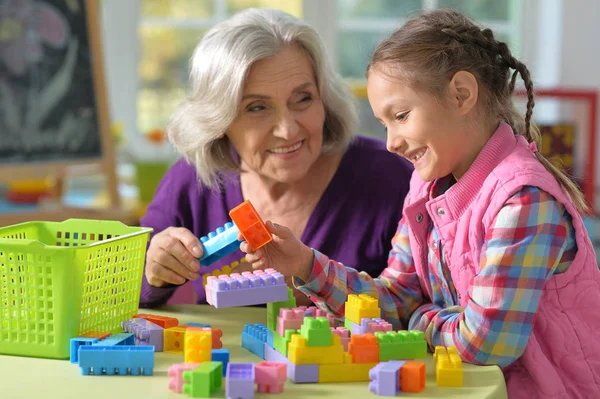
241;323;268;359
266;329;274;349
93;333;135;347
185;322;211;328
78;346;155;376
199;222;242;266
70;337;98;363
212;348;230;376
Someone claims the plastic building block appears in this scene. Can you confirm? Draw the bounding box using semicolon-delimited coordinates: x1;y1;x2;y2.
226;363;255;399
351;317;393;335
70;337;98;363
185;322;211;328
369;361;405;396
169;363;199;393
212;349;230;376
375;330;427;360
331;327;350;351
266;329;274;349
187;326;223;349
263;344;318;383
348;334;380;364
299;317;333;347
164;326;187;353
93;333;135;347
267;287;296;331
302;306;336;326
434;346;463;387
183;361;223;398
344;294;380;325
121;318;164;351
255;361;286;393
199;222;242;266
202;258;240;286
133;313;179;329
229;200;272;251
277;308;305;336
206;269;288;308
80;331;112;340
242;324;268;359
78;345;154;376
288;334;344;365
400;361;426;392
318;354;377;383
185;329;212;363
273;329;296;356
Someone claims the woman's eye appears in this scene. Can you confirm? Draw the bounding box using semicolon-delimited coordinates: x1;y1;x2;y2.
396;112;409;121
247;104;265;112
299;95;312;103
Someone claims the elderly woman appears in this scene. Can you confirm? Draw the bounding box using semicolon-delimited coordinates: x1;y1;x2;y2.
140;8;413;307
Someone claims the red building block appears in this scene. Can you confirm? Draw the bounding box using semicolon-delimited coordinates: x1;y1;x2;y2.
133;313;179;329
348;334;380;364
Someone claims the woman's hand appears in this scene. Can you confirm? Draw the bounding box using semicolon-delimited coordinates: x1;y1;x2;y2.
239;221;314;282
145;227;203;287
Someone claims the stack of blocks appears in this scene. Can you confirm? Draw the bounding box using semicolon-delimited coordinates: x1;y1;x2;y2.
205;268;288;308
369;360;426;395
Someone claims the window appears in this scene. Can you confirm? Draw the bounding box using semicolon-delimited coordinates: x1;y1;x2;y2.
137;0;302;135
134;0;522;138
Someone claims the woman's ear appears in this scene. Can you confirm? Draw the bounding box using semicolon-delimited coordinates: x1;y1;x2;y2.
448;70;478;116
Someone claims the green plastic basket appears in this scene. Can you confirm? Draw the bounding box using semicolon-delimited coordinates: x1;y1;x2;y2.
0;219;152;359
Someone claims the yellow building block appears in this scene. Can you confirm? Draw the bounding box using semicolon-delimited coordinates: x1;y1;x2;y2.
164;326;187;353
288;334;345;365
202;260;239;285
434;346;463;387
345;294;380;325
185;330;212;363
319;361;378;383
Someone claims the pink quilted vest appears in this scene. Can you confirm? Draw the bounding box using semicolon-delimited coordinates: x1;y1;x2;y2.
402;122;600;398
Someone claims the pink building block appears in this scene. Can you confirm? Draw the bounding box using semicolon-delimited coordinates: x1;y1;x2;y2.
168;363;199;393
255;361;287;394
352;318;393;335
331;327;350;351
276;308;305;337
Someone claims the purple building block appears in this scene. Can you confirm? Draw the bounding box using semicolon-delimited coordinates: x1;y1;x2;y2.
121;318;164;351
369;361;406;396
226;363;255;399
206;268;288;308
351;318;393;335
263;344;318;383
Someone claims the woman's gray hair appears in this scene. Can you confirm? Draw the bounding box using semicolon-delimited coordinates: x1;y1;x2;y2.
166;8;358;189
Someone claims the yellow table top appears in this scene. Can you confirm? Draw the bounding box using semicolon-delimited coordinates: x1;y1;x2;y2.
0;305;507;399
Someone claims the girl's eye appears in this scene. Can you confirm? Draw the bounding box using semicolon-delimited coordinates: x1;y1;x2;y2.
396;112;409;121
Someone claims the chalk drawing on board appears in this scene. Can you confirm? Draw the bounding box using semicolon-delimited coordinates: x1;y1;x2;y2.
0;0;102;164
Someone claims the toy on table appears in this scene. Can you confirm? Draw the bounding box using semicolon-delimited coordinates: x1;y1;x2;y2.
434;346;464;387
198;200;271;266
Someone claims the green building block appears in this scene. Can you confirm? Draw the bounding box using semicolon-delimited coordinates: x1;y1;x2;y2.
267;287;296;331
300;317;332;347
274;329;297;356
344;317;353;331
375;330;427;361
182;362;223;397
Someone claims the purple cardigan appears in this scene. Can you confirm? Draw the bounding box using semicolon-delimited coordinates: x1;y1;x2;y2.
139;135;413;307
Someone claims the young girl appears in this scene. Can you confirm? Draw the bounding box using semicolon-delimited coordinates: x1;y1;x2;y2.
239;8;600;399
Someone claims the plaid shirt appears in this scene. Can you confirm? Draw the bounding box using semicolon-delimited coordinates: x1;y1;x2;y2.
296;181;577;367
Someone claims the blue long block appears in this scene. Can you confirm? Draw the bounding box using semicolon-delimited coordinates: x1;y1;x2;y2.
241;323;268;359
212;348;230;376
70;337;98;363
78;346;155;376
93;333;135;347
199;222;242;266
266;329;274;349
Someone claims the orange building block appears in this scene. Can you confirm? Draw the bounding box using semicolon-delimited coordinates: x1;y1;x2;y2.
400;361;426;393
348;334;380;364
80;331;112;340
133;313;179;329
229;200;272;250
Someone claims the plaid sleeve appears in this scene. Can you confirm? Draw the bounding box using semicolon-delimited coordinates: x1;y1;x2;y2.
294;216;425;329
408;186;574;367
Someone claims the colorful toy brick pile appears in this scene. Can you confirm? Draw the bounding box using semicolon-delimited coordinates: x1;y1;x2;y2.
66;198;465;398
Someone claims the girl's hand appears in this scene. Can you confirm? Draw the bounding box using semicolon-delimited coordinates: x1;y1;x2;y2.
239;221;314;282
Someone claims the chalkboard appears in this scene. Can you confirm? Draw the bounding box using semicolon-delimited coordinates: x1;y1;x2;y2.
0;0;106;165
